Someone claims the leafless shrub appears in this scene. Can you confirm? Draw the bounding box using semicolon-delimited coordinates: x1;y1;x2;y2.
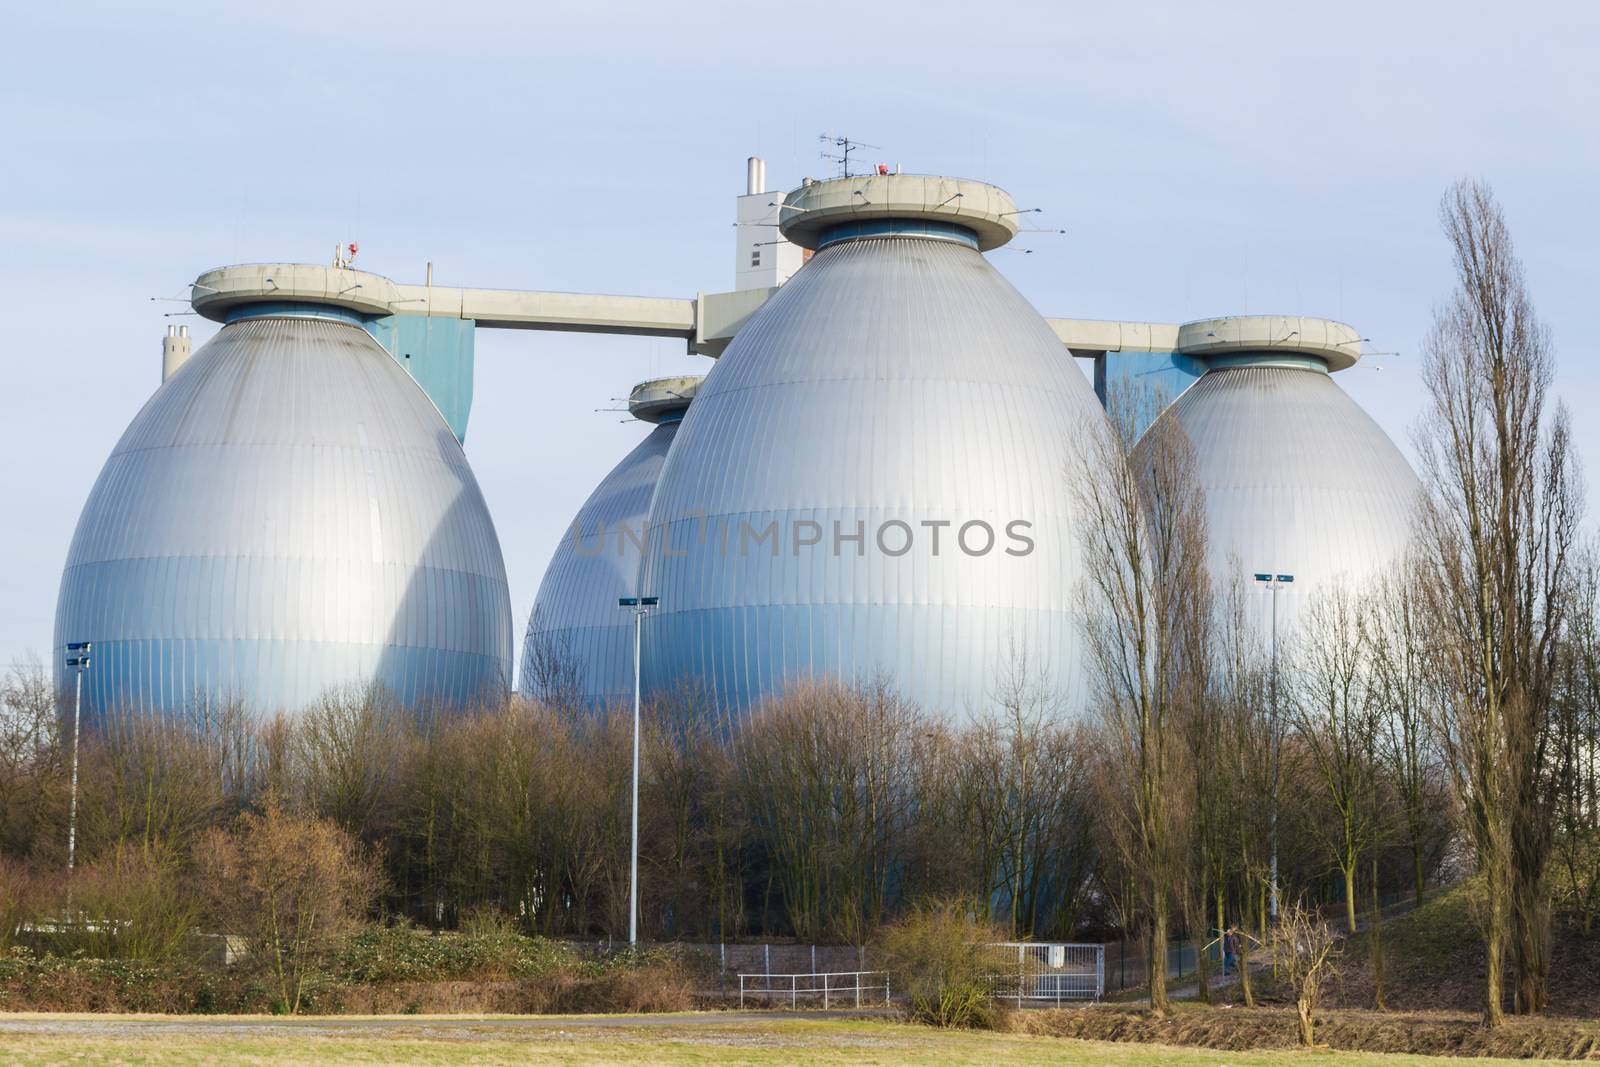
0;857;42;952
1272;900;1341;1047
52;845;201;962
196;794;381;1013
876;897;1007;1029
525;956;696;1014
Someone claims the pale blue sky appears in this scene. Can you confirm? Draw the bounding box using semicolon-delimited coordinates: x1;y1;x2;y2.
3;0;1596;672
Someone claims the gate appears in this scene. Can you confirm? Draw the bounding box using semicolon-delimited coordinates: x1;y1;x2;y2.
986;942;1104;1005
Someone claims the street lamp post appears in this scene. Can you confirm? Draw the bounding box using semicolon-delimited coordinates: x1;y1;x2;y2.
617;595;659;947
1251;574;1293;921
63;642;92;880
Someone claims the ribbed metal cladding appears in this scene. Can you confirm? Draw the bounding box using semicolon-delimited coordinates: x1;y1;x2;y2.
519;419;680;706
1139;362;1421;632
54;313;513;720
639;234;1105;719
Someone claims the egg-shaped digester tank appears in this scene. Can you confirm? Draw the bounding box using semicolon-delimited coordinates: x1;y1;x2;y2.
639;174;1106;718
520;375;702;707
54;281;513;720
1135;317;1421;631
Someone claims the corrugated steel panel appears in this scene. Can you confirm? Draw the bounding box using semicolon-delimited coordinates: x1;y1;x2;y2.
1139;362;1420;632
638;233;1106;718
519;419;680;706
54;313;512;719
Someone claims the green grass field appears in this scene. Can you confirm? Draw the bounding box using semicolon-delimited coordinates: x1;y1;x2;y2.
0;1014;1569;1066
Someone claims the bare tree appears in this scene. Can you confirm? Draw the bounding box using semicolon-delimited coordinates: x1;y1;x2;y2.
737;679;926;942
1413;179;1582;1022
1213;568;1273;1005
1552;543;1600;929
643;684;748;938
80;706;224;862
954;648;1094;940
1180;700;1223;1003
522;608;585;713
1181;581;1245;1004
1074;389;1210;1015
1370;568;1447;907
580;702;639;939
0;656;62;861
186;697;264;821
295;685;405;842
1288;584;1381;934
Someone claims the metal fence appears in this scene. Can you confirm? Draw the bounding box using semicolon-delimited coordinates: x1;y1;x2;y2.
986;942;1104;1004
1101;936;1243;994
572;936;1208;1002
570;939;868;978
737;971;891;1009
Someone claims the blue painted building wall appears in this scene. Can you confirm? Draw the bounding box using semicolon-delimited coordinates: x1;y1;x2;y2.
365;316;477;442
1093;350;1208;437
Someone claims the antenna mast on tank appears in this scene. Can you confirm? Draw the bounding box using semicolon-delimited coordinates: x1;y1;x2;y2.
818;133;880;178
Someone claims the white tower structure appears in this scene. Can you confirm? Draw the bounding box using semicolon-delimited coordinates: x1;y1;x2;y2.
160;324;191;382
734;156;805;291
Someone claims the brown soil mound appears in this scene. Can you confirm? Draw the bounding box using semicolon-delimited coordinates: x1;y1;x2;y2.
1011;1006;1600;1060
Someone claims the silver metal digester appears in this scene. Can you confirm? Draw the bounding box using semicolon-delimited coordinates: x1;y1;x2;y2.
519;375;702;706
54;302;513;720
637;174;1107;719
1135;321;1422;635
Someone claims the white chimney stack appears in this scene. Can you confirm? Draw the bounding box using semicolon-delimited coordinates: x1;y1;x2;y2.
162;323;193;383
734;155;801;292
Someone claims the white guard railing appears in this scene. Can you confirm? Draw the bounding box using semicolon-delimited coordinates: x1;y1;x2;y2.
737;970;891;1009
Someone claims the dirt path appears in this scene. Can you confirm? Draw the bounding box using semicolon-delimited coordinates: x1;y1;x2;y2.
0;1009;891;1040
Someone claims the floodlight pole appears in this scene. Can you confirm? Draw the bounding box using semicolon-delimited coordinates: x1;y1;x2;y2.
631;606;641;947
69;667;82;874
1252;574;1293;922
618;596;659;947
63;642;92;883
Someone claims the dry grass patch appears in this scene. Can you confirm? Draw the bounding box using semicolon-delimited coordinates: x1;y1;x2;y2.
0;1016;1589;1066
1011;1004;1600;1060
